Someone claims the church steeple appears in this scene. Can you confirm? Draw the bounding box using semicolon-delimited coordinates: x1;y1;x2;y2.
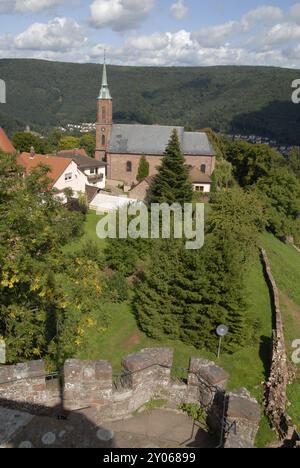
95;59;113;161
98;62;112;100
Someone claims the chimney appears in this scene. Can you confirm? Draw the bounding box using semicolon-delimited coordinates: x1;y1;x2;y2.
30;146;35;159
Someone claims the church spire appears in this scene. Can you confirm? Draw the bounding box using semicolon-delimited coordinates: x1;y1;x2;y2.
98;57;112;100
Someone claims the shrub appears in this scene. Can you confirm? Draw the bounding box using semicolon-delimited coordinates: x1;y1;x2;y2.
105;273;129;303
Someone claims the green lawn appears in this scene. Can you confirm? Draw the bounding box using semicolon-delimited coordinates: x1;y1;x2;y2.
262;233;300;433
63;211;106;254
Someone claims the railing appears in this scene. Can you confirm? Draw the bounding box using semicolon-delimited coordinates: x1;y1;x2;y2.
87;174;104;182
45;371;60;381
112;371;132;392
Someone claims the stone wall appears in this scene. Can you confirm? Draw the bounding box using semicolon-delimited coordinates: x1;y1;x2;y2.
0;348;261;448
261;249;298;441
0;360;48;411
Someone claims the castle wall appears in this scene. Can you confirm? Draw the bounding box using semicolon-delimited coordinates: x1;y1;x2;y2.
0;348;260;448
0;360;48;410
261;249;298;441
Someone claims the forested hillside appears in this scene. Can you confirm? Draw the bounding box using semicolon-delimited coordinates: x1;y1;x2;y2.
0;59;300;144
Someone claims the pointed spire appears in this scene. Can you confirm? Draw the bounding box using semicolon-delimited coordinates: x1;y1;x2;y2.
98;54;112;100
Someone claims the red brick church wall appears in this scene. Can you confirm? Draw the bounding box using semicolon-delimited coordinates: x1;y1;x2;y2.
107;153;216;185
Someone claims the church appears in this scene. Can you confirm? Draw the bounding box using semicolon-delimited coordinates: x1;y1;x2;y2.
95;63;216;193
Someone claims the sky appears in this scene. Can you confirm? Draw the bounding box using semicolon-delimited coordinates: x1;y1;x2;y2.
0;0;300;67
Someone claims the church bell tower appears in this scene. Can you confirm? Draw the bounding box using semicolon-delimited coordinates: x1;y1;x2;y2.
95;60;112;161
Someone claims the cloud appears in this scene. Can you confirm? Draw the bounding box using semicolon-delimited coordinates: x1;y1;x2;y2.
2;2;300;69
192;21;239;48
14;17;87;51
263;22;300;46
89;0;155;31
0;0;65;14
240;5;283;31
170;0;188;21
289;3;300;24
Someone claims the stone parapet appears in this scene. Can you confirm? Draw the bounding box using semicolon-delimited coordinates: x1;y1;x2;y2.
0;349;260;447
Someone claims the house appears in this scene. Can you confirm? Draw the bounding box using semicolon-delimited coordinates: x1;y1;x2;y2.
17;148;106;197
128;168;212;202
128;176;155;202
0;127;15;153
189;167;212;193
56;148;106;190
95;63;216;192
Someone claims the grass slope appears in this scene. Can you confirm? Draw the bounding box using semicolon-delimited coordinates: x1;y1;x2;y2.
74;212;275;446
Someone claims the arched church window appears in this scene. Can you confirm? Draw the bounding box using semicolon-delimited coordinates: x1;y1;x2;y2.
102;134;106;146
126;161;132;172
200;164;206;174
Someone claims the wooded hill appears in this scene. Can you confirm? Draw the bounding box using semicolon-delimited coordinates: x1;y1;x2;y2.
0;58;300;144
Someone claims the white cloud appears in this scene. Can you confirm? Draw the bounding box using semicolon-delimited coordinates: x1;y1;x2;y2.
89;0;155;31
14;17;87;51
2;2;300;69
289;3;300;24
192;21;239;48
170;0;188;21
263;22;300;46
0;0;64;14
240;5;283;31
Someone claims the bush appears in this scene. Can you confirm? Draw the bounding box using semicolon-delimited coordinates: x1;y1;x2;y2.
179;403;207;425
77;239;104;266
105;273;129;303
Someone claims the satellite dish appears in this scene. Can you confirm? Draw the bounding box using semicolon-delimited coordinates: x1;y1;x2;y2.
216;325;229;337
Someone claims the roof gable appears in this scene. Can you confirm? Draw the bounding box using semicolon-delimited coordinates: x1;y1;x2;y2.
17;153;74;186
183;132;215;156
0;128;16;153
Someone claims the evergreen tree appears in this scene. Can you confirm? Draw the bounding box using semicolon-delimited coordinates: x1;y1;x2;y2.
137;154;149;183
135;188;264;353
134;240;183;340
149;129;193;205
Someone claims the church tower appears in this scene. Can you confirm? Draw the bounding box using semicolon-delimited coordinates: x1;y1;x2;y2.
95;61;112;161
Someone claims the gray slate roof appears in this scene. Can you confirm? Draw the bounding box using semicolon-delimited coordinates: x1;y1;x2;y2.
183;132;214;155
57;151;107;169
108;124;215;156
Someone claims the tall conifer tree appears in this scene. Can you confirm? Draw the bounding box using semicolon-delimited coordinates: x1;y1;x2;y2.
149;129;193;205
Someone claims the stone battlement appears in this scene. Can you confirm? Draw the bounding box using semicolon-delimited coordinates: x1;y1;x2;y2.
0;348;260;448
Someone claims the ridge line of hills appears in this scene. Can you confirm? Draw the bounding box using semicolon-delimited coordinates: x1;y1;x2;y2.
0;58;300;145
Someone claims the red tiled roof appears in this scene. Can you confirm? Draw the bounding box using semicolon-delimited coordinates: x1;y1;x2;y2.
0;127;16;153
17;153;73;186
189;167;212;184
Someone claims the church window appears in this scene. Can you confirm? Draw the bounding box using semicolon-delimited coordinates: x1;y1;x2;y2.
200;164;206;174
126;161;132;172
102;134;106;146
